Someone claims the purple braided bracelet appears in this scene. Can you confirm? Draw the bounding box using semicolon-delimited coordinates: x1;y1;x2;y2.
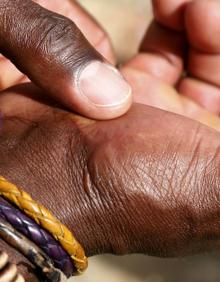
0;197;75;277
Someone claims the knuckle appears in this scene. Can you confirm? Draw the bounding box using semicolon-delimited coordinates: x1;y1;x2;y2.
31;12;97;69
33;14;76;53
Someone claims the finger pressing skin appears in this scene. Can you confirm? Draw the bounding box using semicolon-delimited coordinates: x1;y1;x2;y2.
133;22;185;85
179;0;220;113
2;85;220;263
2;84;220;281
152;0;191;30
0;0;132;120
0;0;116;92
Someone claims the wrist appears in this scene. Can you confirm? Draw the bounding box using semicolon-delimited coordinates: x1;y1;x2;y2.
0;114;109;279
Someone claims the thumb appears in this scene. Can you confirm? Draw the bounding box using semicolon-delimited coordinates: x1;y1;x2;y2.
0;0;132;119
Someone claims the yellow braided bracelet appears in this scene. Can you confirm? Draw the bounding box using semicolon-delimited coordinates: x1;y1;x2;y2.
0;176;88;274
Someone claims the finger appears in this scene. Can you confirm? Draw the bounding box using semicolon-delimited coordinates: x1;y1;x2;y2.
37;0;116;64
121;64;184;111
137;21;185;85
180;79;220;115
179;55;220;114
15;274;25;282
0;59;25;90
0;263;17;282
0;0;116;92
121;64;220;131
0;251;23;281
0;0;131;120
152;0;191;30
185;0;220;53
0;253;8;270
180;0;220;113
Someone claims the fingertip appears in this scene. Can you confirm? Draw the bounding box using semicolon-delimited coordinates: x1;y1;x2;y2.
67;61;133;120
139;22;185;85
179;78;220;114
152;0;190;30
185;0;220;53
88;93;133;120
70;88;133;120
187;48;220;87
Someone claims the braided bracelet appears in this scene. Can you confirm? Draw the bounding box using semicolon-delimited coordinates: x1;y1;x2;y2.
0;176;88;274
0;217;67;282
0;197;75;277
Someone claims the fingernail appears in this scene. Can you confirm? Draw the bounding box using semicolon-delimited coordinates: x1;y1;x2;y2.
76;61;132;107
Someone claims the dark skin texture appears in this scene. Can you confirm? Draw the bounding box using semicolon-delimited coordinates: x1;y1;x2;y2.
0;0;131;120
2;0;220;281
0;83;220;280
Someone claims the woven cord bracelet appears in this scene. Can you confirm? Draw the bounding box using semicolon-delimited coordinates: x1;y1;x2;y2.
0;176;88;274
0;197;75;277
0;217;67;282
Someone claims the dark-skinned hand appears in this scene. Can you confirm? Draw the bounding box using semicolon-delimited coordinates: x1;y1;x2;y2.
0;0;132;120
1;0;220;281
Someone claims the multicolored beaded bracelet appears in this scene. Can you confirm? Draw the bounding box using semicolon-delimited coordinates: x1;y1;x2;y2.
0;176;88;276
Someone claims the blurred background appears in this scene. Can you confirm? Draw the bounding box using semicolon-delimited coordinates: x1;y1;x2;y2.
69;1;220;281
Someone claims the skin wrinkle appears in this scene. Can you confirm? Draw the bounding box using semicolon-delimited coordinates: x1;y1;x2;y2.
195;177;220;243
125;193;190;256
128;133;219;256
0;112;2;132
81;172;103;231
186;146;219;210
3;0;220;278
1;85;220;279
142;47;181;71
80;146;115;256
106;162;141;251
178;137;202;203
140;22;185;71
87;146;141;255
80;172;110;256
0;0;112;121
202;158;220;210
139;143;181;205
150;123;202;208
90;112;216;256
0;0;116;98
88;140;192;256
